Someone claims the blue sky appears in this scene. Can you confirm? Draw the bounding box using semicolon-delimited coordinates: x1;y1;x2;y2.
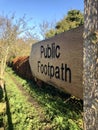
0;0;84;39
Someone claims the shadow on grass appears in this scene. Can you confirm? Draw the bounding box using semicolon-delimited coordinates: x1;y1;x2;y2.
26;80;83;117
4;86;13;130
11;69;83;118
0;86;3;102
6;67;83;129
0;86;4;128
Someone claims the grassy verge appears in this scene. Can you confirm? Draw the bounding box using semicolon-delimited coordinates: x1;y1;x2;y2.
5;71;47;130
6;67;83;130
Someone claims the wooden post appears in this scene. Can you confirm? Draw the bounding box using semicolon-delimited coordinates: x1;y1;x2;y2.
84;0;98;129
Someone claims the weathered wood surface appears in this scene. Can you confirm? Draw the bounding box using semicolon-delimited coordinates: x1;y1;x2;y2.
29;25;83;99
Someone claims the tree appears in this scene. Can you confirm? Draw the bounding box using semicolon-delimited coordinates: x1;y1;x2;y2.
83;0;98;129
39;21;55;39
0;14;36;84
45;10;84;38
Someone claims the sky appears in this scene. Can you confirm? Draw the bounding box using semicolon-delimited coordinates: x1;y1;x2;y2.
0;0;84;39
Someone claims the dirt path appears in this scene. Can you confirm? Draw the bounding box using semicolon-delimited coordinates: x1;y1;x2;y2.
9;74;45;120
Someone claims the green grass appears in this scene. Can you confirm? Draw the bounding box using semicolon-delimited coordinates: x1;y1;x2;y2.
5;72;46;130
5;67;83;130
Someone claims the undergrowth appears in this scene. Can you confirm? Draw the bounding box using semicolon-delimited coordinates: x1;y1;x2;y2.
5;67;83;130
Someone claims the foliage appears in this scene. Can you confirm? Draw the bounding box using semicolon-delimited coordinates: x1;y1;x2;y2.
6;67;83;130
45;10;84;38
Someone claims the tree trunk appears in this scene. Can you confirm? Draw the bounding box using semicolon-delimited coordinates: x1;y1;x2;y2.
0;47;9;80
84;0;98;130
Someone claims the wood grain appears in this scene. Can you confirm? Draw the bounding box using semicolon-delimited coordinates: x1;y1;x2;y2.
29;25;83;99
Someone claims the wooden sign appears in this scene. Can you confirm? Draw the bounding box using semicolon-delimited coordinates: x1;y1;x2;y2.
29;25;83;99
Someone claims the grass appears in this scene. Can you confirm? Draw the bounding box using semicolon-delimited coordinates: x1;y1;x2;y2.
5;67;83;130
5;72;45;130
